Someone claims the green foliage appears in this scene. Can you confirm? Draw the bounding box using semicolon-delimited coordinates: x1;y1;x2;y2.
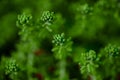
52;33;72;59
79;50;98;75
77;3;93;15
40;11;55;32
96;44;120;80
0;0;120;80
105;44;120;57
16;13;32;27
4;59;19;80
40;11;54;24
5;59;19;75
52;33;65;46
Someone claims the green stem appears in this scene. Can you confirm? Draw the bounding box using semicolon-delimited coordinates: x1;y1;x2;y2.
27;52;34;80
59;59;67;80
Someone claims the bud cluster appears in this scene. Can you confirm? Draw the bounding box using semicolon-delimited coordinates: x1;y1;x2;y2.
16;13;32;27
52;33;65;46
5;59;19;75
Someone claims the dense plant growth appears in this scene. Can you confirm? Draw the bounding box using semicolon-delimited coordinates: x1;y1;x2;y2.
0;0;120;80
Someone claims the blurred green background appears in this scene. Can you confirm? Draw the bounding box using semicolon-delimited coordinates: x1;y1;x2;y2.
0;0;120;55
0;0;120;80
